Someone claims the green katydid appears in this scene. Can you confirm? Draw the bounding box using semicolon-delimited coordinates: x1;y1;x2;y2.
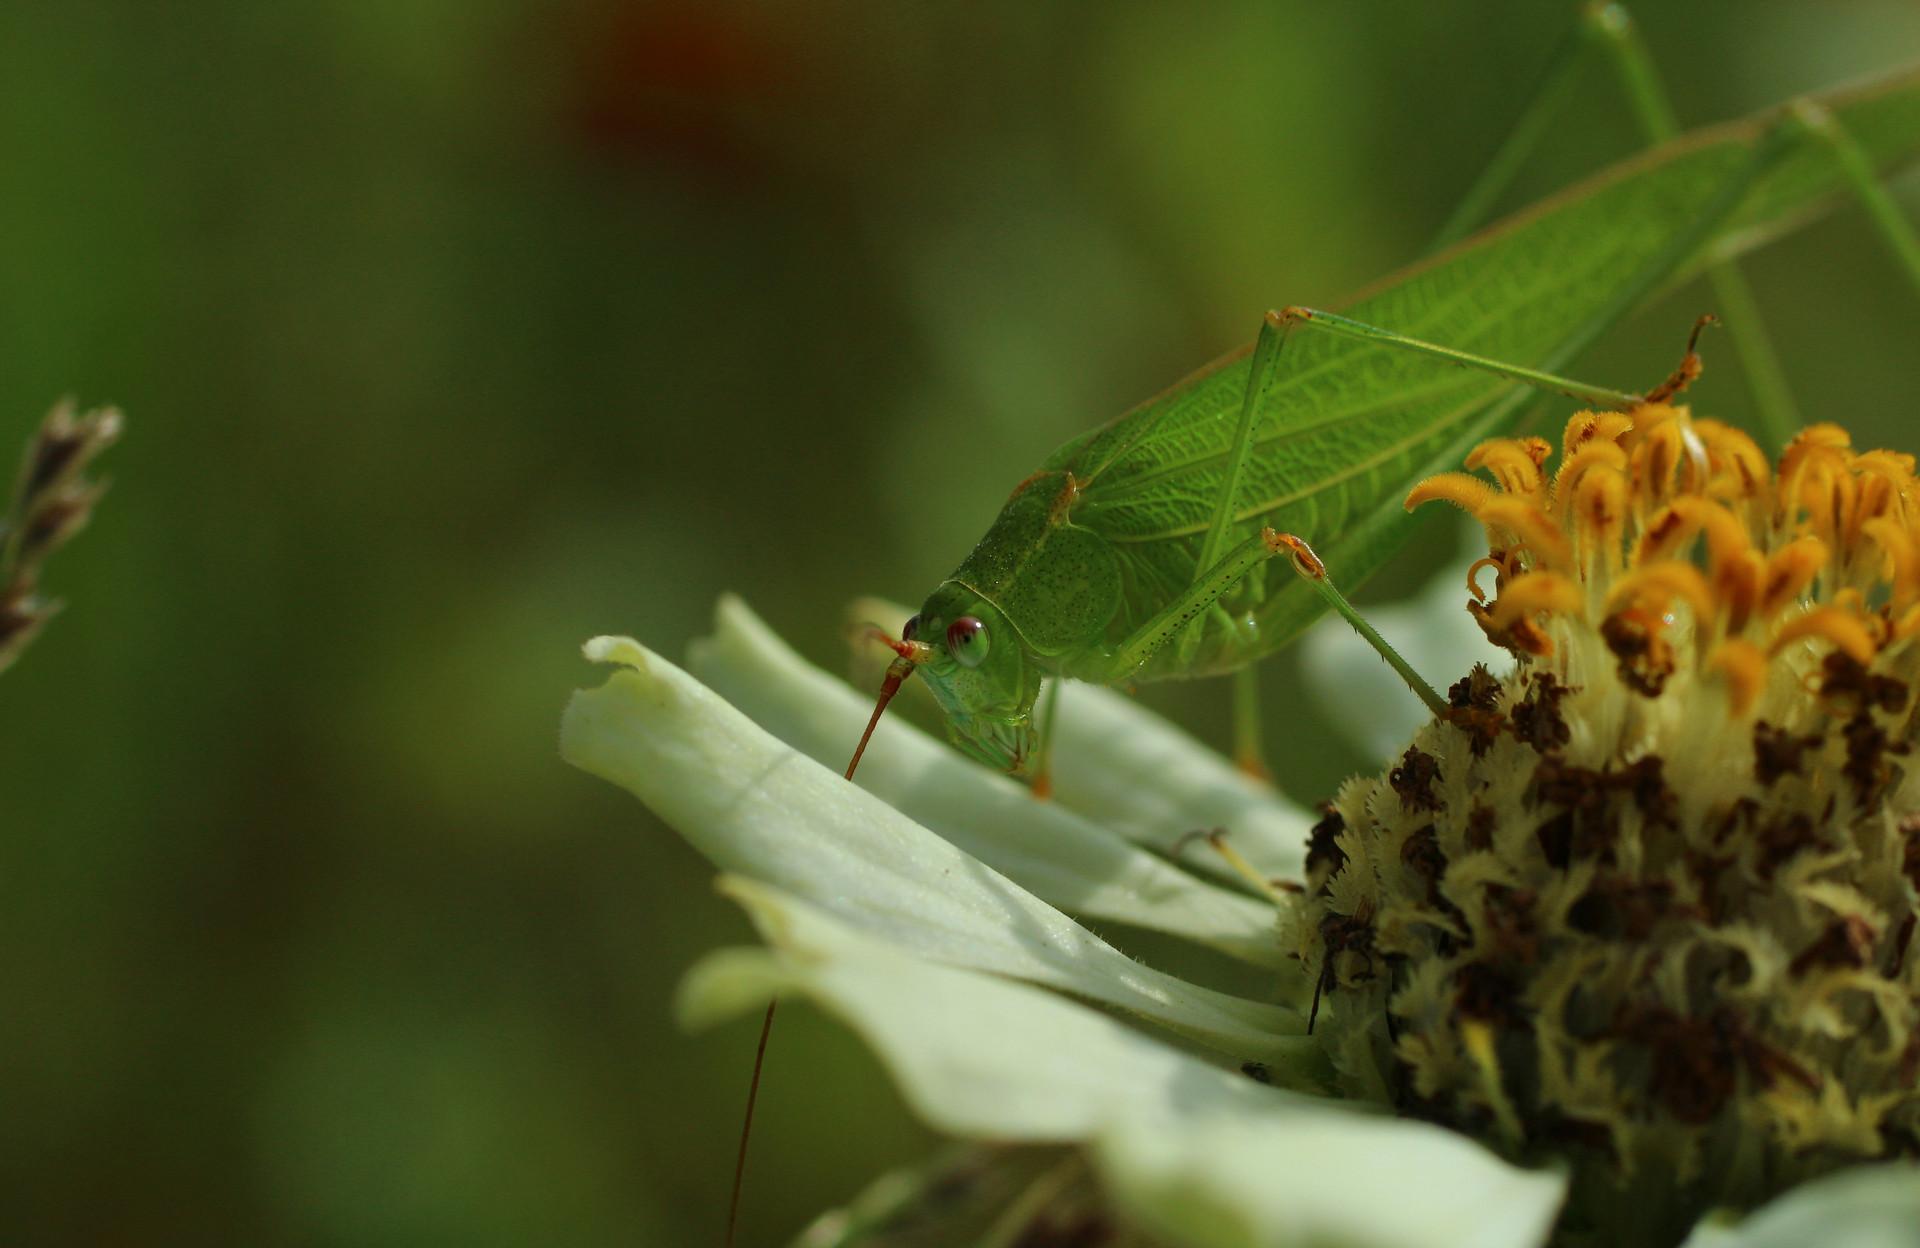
723;13;1920;1245
841;45;1920;788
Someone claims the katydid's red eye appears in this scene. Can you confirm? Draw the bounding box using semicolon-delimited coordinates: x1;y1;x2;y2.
901;614;921;642
946;616;989;667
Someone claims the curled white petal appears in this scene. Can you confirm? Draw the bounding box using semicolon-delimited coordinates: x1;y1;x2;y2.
849;594;1317;882
1051;679;1313;881
689;595;1287;966
1096;1109;1565;1248
685;878;1563;1248
1681;1165;1920;1248
562;636;1309;1059
680;877;1293;1135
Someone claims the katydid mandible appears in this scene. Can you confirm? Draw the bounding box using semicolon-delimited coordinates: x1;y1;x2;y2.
844;53;1920;786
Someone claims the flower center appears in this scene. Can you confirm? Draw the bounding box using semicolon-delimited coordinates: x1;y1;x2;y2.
1293;409;1920;1244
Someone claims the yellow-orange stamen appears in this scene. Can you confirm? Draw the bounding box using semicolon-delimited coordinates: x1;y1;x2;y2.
1715;550;1764;638
1486;572;1583;631
1862;517;1920;613
1466;556;1504;604
1758;537;1831;619
1769;607;1878;666
1634;495;1753;572
1465;437;1551;496
1692;419;1770;501
1631;416;1690;508
1603;561;1716;633
1478;498;1575;572
1406;472;1496;515
1705;639;1767;717
1570;463;1629;560
1564;410;1635;454
1551;441;1629;514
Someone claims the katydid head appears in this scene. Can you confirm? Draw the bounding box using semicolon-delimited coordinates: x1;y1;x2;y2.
901;587;1043;773
843;587;1044;781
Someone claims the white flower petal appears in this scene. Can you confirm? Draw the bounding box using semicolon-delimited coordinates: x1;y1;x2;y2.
1301;522;1506;761
686;878;1562;1248
688;596;1287;967
1681;1165;1920;1248
1095;1110;1565;1248
679;876;1292;1135
562;637;1309;1059
1051;679;1314;882
849;595;1317;883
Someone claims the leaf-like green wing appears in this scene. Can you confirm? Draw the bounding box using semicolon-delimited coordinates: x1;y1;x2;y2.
1058;64;1920;663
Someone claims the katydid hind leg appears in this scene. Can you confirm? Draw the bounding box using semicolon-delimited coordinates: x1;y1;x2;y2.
1274;307;1646;410
1589;0;1802;447
1431;1;1804;448
1426;3;1600;253
1791;98;1920;301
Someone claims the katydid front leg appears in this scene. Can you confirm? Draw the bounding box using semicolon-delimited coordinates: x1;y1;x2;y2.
1096;526;1448;718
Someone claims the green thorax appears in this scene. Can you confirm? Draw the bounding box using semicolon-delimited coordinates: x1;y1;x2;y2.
943;472;1124;663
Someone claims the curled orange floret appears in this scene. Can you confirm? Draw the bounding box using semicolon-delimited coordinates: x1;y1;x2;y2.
1758;537;1830;619
1405;472;1496;515
1465;437;1550;496
1770;606;1878;665
1705;638;1768;717
1603;561;1716;633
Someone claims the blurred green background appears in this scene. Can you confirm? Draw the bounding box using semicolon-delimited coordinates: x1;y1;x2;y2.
4;2;1918;1242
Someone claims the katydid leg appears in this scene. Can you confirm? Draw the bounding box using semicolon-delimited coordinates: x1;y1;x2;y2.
1231;665;1270;782
1097;528;1297;683
1097;528;1448;723
1028;677;1063;800
1432;1;1803;447
1791;99;1920;299
1191;310;1300;582
1279;536;1448;719
1185;302;1641;610
1427;8;1598;253
1588;1;1801;448
1272;308;1647;409
1173;309;1294;676
1176;304;1640;756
